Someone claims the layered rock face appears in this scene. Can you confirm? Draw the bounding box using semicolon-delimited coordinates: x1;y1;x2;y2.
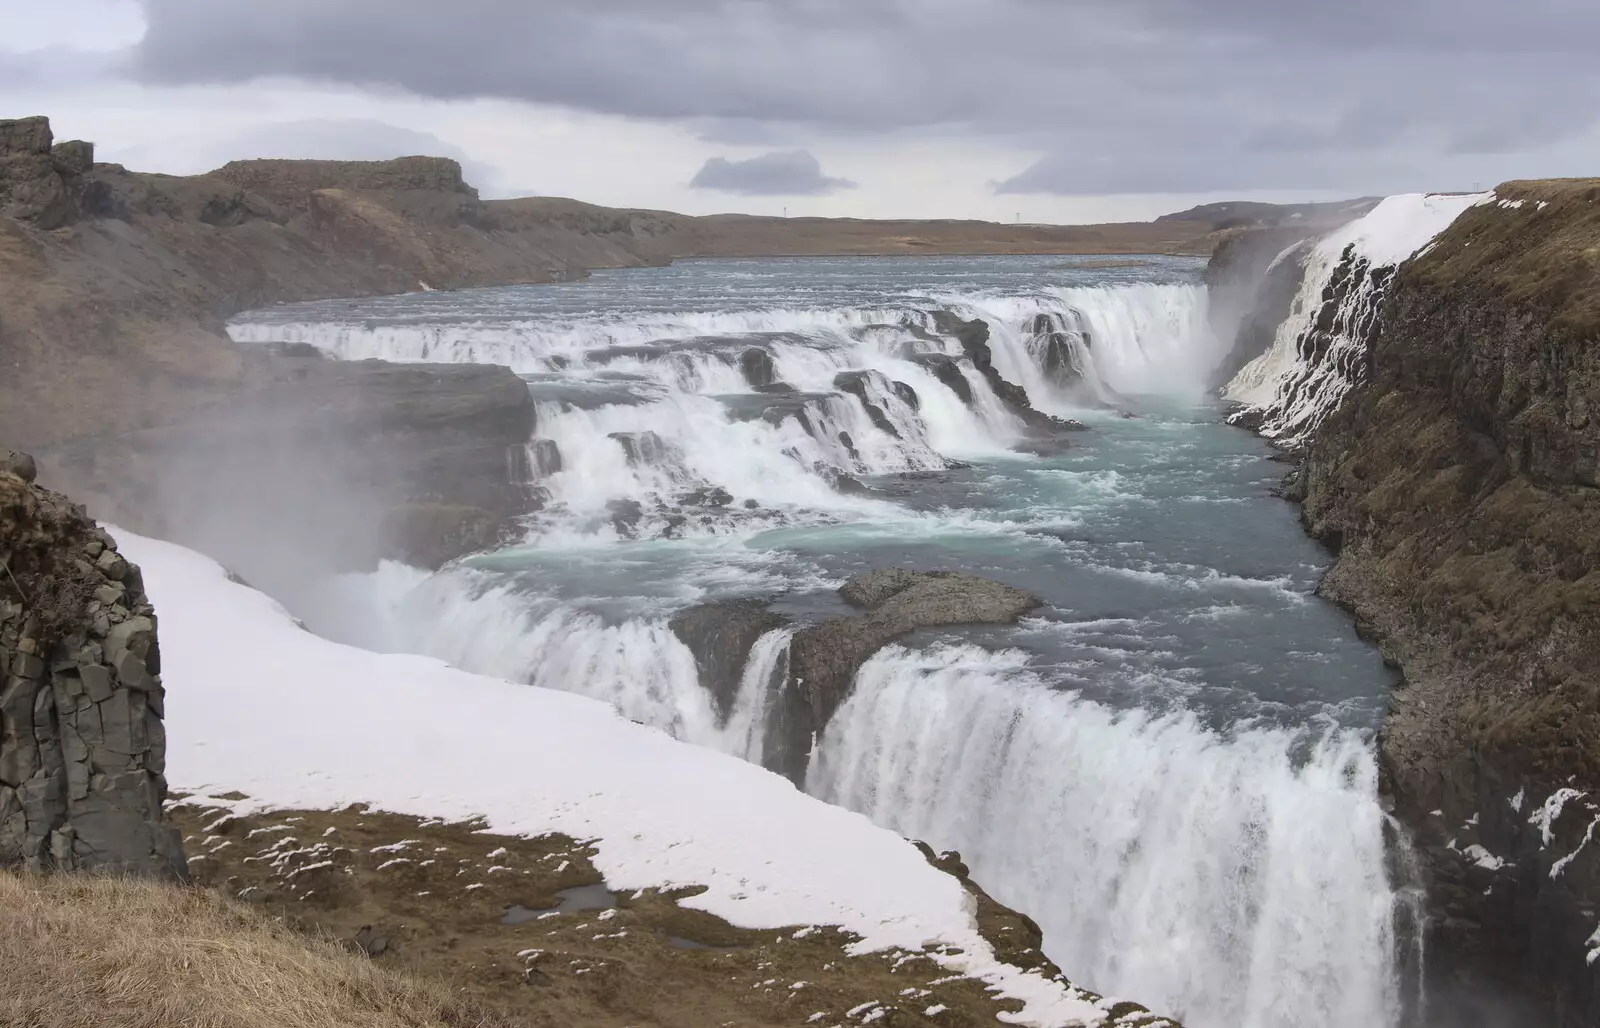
1224;181;1600;1025
0;451;186;878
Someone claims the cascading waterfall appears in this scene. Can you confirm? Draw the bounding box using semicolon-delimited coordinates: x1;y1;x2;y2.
240;255;1404;1028
809;645;1399;1028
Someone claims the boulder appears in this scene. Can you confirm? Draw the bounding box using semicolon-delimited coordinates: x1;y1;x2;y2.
739;348;780;390
528;438;563;477
764;569;1040;781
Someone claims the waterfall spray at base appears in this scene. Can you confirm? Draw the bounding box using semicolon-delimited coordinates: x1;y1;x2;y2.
808;645;1400;1028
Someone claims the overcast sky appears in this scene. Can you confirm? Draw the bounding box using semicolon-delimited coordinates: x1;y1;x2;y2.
4;0;1598;223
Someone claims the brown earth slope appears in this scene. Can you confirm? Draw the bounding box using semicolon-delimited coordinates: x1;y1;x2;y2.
1288;178;1600;1026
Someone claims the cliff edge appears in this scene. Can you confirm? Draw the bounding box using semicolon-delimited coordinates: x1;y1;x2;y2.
1222;182;1600;1025
0;449;185;877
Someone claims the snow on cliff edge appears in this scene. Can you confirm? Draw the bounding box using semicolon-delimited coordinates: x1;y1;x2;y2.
117;530;1112;1028
1224;192;1490;441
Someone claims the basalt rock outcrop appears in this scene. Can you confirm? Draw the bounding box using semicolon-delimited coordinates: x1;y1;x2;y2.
0;451;186;878
0;115;98;229
764;569;1041;782
929;313;1087;442
1222;179;1600;1026
668;600;785;721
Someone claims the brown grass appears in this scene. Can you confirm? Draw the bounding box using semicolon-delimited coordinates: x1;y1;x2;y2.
0;871;510;1028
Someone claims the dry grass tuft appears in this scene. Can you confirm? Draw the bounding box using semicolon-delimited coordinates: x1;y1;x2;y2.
0;871;512;1028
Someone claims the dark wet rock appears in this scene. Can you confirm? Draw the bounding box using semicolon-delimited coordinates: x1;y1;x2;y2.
837;432;861;464
834;371;902;439
669;600;785;722
606;499;645;537
740;348;780;390
609;430;670;467
813;464;871;496
891;380;920;410
0;460;186;878
931;312;1076;439
678;486;733;508
1025;312;1096;396
908;354;974;405
764;569;1041;781
528;438;562;477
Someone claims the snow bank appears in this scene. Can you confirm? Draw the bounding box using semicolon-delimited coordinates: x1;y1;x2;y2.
1224;192;1489;440
118;531;1109;1027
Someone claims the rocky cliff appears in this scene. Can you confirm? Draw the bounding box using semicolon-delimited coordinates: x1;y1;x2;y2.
0;450;186;877
1219;182;1600;1026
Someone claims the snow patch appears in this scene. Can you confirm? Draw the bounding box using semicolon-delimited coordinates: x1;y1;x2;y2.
1551;816;1600;880
1530;789;1589;846
1462;845;1507;872
121;530;1108;1028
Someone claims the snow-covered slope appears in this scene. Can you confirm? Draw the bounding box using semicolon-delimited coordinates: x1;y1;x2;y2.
117;530;1116;1028
1224;193;1490;443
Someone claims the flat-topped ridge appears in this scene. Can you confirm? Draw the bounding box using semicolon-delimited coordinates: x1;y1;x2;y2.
213;155;476;199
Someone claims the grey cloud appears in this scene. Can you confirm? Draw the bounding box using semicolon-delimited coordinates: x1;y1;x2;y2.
690;150;855;196
121;0;1600;194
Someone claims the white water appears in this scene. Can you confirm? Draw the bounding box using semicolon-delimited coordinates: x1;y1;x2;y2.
241;256;1402;1028
230;283;1209;535
810;644;1399;1028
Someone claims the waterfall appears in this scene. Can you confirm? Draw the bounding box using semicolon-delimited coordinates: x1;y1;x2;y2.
808;644;1400;1028
1224;193;1490;443
245;262;1401;1028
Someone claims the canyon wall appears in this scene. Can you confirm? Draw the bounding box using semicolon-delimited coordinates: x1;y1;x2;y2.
1220;183;1600;1026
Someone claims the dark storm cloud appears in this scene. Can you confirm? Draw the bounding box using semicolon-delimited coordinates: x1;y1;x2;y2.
126;0;1600;194
689;150;856;195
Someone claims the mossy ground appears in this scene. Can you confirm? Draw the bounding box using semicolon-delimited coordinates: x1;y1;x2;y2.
170;798;1174;1028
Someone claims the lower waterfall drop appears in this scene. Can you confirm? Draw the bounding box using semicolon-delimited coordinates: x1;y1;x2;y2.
808;644;1400;1028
